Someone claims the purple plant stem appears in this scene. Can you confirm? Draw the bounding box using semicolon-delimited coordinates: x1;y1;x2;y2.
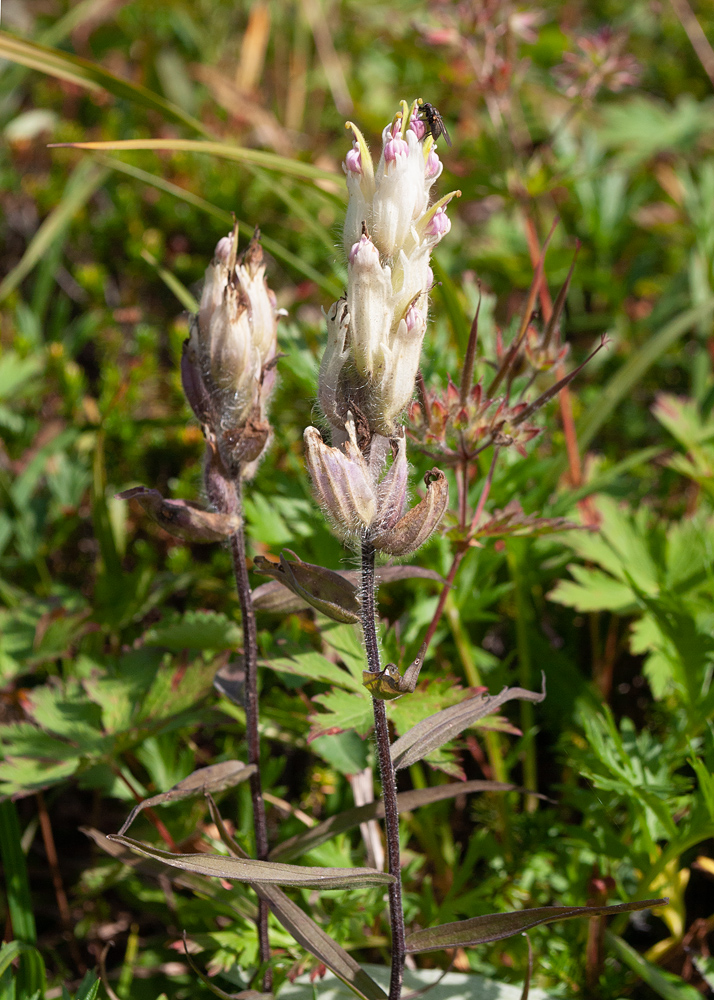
207;457;271;991
361;539;405;1000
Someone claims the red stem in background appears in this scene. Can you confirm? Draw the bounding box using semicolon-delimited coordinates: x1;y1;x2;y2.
522;212;582;488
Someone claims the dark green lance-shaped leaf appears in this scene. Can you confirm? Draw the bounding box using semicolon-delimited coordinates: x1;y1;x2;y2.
206;796;387;1000
0;30;209;135
108;835;395;888
118;761;256;836
254;551;361;623
577;299;714;452
391;678;546;771
271;780;523;862
405;898;668;953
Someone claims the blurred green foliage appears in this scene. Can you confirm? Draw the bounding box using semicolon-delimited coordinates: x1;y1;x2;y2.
1;0;714;998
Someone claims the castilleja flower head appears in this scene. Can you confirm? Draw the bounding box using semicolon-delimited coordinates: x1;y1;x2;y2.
319;99;460;441
181;225;282;477
306;100;455;551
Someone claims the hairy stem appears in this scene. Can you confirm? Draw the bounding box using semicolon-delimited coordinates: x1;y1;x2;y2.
207;457;271;990
361;540;405;1000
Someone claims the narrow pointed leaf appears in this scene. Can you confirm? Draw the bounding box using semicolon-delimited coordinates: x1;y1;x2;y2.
0;30;209;136
205;796;387;1000
118;761;256;836
108;835;394;888
271;780;526;862
252;565;444;614
390;679;546;771
254;552;361;624
51;138;340;185
117;486;241;542
405;899;667;953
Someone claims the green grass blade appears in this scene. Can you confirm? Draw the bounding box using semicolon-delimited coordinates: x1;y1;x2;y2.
98;155;343;297
0;802;36;943
0;159;109;303
141;250;198;312
54;138;343;186
0;804;46;998
577;299;714;451
0;30;210;136
606;933;701;1000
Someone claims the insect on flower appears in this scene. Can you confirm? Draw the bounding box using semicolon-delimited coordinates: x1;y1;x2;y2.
419;102;452;147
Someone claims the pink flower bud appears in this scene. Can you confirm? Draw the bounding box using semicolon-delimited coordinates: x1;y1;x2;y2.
349;232;380;267
384;134;409;165
404;301;421;332
409;114;426;141
426;206;450;238
214;235;233;263
425;149;441;179
345;142;362;174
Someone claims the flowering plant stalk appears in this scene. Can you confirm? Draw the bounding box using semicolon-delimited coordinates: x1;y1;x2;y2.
303;100;458;998
182;224;282;990
109;101;667;1000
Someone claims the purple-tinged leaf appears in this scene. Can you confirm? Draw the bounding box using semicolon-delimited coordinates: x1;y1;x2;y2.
107;835;394;888
253;551;360;623
252;565;445;614
117;486;240;543
205;796;387;1000
405;898;668;953
472;500;582;540
271;780;542;862
390;678;546;771
118;761;255;836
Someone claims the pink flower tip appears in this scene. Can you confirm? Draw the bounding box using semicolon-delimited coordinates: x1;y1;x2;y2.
409;115;426;141
345;142;362;174
405;302;420;332
425;149;441;178
426;206;450;238
384;135;409;164
349;232;377;265
214;235;233;262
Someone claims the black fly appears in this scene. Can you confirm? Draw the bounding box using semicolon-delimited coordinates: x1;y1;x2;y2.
419;102;452;147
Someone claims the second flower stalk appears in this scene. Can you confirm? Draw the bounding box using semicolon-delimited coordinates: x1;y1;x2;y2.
304;99;456;1000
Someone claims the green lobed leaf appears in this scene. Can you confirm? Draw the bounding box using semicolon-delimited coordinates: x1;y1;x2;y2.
265;651;363;692
143;610;241;651
390;679;546;771
405;899;667;953
109;835;395;888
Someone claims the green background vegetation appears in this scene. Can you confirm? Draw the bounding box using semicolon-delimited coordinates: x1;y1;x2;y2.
1;0;714;998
